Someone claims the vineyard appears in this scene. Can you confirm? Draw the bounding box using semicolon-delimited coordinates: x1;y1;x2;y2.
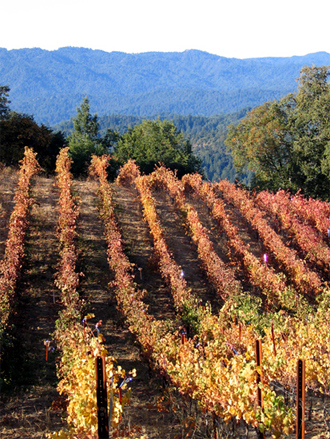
1;149;330;439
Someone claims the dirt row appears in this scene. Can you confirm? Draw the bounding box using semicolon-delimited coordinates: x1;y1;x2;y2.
0;176;63;439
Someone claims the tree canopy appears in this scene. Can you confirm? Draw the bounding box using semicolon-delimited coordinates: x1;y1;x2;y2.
225;66;330;200
113;118;203;177
68;96;118;176
55;110;249;182
0;112;65;172
0;86;65;173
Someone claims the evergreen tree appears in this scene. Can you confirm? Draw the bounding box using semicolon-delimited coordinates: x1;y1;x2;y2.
68;97;106;176
114;118;203;177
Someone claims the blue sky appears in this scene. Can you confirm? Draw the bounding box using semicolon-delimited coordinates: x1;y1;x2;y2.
1;0;329;59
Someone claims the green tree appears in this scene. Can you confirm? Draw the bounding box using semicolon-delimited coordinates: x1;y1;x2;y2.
226;99;297;190
114;118;203;177
68;96;99;174
225;66;330;199
291;66;330;198
68;96;119;176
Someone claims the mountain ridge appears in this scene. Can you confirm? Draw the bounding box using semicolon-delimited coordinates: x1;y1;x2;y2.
1;47;330;125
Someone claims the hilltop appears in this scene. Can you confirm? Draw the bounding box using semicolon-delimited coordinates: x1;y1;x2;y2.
1;47;330;125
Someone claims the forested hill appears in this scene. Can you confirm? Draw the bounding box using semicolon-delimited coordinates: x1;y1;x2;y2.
1;47;330;125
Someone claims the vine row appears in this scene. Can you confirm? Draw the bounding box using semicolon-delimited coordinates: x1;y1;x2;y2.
217;179;324;298
0;147;40;331
48;149;129;439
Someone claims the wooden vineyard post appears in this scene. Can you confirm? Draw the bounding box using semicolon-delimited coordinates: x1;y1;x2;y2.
255;340;263;408
296;359;305;439
255;340;265;439
271;321;276;357
96;356;109;439
44;340;51;361
181;330;186;345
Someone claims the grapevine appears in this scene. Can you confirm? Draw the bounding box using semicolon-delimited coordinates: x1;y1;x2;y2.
182;173;298;311
0;147;40;331
149;165;241;301
254;189;330;274
3;152;329;437
47;149;131;439
217;179;324;297
93;157;300;437
288;190;330;238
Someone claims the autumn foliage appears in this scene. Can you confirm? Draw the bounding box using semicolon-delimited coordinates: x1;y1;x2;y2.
0;147;40;330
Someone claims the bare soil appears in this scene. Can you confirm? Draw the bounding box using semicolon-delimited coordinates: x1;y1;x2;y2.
0;175;63;438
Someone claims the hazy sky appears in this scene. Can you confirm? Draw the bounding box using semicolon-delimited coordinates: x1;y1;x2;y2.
1;0;329;59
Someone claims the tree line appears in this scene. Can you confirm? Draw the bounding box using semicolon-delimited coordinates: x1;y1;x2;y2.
67;97;203;178
1;65;330;200
55;110;249;182
0;91;203;178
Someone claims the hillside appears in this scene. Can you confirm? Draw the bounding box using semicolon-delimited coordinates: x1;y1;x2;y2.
1;47;330;125
1;154;330;438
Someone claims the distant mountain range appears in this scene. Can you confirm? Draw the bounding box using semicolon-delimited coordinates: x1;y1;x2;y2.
1;47;330;126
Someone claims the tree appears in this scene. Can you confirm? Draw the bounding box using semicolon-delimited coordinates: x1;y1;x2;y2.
100;128;120;151
225;66;330;199
113;118;203;177
68;96;118;176
291;66;330;198
0;86;64;172
0;85;10;120
0;112;65;173
68;96;100;175
225;98;297;191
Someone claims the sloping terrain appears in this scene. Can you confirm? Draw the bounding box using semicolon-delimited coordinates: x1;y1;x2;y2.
0;168;329;438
